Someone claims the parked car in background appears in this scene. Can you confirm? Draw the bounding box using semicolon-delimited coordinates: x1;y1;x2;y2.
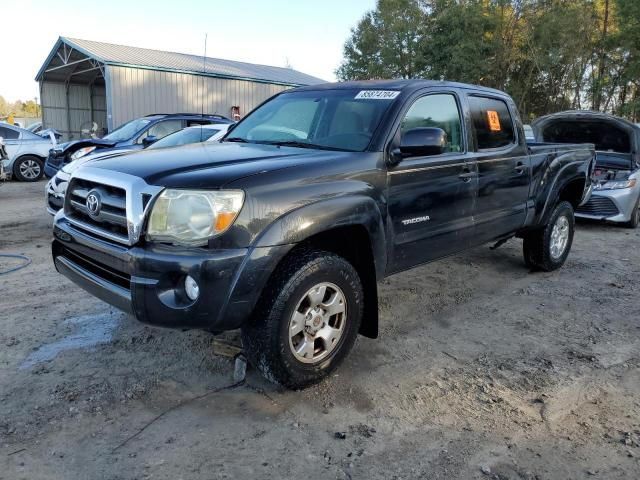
0;123;55;181
46;123;232;214
533;111;640;228
523;124;535;141
26;122;43;134
51;80;594;388
44;113;233;178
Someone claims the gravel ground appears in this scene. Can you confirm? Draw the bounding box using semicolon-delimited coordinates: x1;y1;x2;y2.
1;179;639;480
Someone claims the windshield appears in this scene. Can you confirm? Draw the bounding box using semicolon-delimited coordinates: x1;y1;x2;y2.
147;126;220;150
225;89;397;151
103;118;151;142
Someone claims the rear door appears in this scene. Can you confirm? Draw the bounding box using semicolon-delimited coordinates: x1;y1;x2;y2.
387;91;476;272
0;125;22;161
467;95;530;242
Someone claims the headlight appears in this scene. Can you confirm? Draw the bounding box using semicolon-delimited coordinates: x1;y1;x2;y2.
594;179;637;190
70;146;96;160
147;189;244;246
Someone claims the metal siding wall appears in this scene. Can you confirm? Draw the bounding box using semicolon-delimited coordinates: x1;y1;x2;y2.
40;81;107;141
108;66;291;128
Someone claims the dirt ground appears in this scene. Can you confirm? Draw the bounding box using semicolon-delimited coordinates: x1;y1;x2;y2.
1;179;639;480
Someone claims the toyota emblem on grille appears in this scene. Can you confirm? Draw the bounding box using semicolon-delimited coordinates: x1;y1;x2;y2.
86;191;102;217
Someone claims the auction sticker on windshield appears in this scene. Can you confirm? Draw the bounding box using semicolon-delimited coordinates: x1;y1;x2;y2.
355;90;401;100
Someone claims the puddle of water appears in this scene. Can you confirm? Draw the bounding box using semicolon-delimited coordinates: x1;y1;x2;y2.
20;312;122;369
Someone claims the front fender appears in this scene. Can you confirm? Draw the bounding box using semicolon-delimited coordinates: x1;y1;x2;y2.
218;196;387;332
254;195;387;278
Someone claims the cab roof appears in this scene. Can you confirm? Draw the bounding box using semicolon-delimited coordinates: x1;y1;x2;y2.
291;79;508;97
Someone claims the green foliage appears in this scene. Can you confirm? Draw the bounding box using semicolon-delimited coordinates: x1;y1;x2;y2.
337;0;640;120
0;95;41;119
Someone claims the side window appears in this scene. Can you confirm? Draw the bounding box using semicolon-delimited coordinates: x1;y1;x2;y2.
139;120;183;143
468;96;515;150
0;126;19;140
400;94;463;153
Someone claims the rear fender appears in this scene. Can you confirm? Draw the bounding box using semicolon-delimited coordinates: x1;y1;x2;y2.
533;156;590;226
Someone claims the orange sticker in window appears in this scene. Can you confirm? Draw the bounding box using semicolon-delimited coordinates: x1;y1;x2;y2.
487;110;501;131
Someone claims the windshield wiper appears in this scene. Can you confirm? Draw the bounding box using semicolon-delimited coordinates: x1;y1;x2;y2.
262;140;348;151
224;137;251;143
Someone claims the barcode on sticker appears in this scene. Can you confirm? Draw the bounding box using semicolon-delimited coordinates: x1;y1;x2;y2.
355;90;401;100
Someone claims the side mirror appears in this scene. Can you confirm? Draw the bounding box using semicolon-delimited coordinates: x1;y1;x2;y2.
395;127;447;160
142;135;158;147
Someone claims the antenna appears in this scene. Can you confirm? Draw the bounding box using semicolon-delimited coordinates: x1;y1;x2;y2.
200;32;207;141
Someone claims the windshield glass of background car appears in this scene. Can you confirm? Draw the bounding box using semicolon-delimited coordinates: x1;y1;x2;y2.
148;127;219;149
103;118;151;142
226;90;397;151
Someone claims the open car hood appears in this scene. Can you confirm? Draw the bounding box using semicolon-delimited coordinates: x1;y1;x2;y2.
532;111;639;169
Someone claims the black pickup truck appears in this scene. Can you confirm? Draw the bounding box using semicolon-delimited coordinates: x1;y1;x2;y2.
51;80;595;388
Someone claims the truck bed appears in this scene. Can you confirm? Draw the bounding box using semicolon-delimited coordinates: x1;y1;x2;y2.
527;142;596;154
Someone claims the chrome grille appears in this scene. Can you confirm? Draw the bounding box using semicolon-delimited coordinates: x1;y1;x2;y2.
63;167;163;246
66;178;129;242
576;196;619;217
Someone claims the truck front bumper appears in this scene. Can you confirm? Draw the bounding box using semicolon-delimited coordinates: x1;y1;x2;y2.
52;217;292;330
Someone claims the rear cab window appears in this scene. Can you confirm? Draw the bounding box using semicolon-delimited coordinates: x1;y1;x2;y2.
468;96;515;150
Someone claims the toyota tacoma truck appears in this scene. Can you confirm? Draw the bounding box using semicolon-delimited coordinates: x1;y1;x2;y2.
51;80;595;389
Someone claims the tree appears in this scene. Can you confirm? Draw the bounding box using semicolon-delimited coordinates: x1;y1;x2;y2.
336;0;430;80
337;0;640;120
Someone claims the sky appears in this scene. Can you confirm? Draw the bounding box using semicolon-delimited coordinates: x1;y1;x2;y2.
1;0;376;103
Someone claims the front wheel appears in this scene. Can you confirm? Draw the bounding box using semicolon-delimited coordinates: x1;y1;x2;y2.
13;155;44;182
241;250;363;389
623;197;640;229
523;201;575;272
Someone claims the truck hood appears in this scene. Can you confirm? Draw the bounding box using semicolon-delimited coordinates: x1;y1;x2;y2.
90;142;347;188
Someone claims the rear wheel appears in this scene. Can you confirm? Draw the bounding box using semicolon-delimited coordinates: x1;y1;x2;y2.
623;198;640;229
523;201;575;272
13;155;44;182
241;250;363;389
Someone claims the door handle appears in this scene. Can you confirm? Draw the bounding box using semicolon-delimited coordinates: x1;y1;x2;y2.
459;167;476;182
515;161;526;174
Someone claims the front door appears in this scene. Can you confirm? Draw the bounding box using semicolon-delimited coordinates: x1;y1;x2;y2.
387;92;476;272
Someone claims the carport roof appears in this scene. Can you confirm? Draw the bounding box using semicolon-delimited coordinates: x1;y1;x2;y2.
36;36;326;87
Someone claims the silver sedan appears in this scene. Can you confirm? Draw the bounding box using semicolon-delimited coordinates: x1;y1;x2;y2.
0;123;54;181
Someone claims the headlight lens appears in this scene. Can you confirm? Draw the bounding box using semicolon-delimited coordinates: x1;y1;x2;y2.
594;178;637;190
147;189;244;246
70;146;96;160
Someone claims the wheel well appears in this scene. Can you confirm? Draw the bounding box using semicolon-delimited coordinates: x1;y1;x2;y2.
285;225;379;339
558;178;586;209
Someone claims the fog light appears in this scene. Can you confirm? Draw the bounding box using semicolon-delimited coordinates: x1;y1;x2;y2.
184;275;200;301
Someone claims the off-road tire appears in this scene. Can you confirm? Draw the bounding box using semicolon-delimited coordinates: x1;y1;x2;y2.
241;250;363;389
13;155;44;182
623;197;640;229
523;201;575;272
